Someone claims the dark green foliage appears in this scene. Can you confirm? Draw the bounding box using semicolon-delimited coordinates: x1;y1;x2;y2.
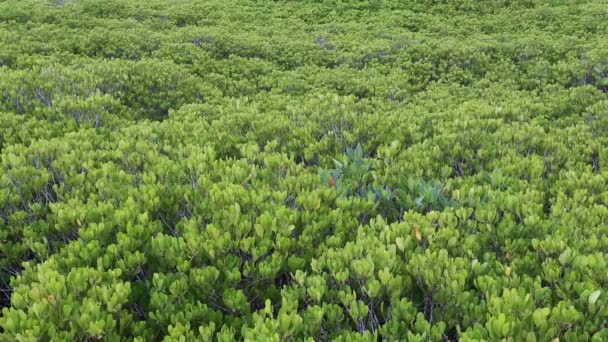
320;144;457;222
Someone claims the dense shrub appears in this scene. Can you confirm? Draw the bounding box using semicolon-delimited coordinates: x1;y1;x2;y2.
1;0;607;340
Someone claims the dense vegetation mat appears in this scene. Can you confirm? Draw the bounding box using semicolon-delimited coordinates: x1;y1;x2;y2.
1;0;608;340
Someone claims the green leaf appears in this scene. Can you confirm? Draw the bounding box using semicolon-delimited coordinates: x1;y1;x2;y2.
254;223;264;237
589;290;601;305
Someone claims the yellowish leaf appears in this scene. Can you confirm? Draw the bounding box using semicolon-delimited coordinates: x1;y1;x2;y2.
505;266;512;277
255;224;264;237
396;237;405;251
414;228;422;241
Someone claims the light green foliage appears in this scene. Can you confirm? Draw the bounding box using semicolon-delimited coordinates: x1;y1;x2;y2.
1;0;608;340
